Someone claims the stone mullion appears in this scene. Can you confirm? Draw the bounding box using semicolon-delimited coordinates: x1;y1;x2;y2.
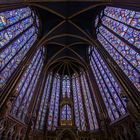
26;65;45;119
81;74;96;129
15;52;42;117
0;24;33;53
98;31;139;75
101;23;140;54
87;66;110;124
66;105;68;122
20;58;43;120
87;67;111;139
94;40;140;111
92;53;121;120
70;76;75;126
38;74;51;130
78;76;90;131
51;77;58;130
24;64;45;140
13;52;36;103
85;70;101;129
0;32;35;75
0;15;31;33
92;52;122;117
34;72;48;129
0;38;40;109
58;76;62;127
90;58;116;120
104;14;140;32
93;49;126;111
75;77;82;130
44;74;54;133
33;10;38;29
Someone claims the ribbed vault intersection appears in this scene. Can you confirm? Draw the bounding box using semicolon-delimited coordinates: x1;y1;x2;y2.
0;1;140;140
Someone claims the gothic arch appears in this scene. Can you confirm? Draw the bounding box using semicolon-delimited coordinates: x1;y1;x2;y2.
57;128;78;140
0;1;140;140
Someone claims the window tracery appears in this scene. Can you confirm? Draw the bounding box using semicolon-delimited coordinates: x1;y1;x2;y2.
35;73;52;130
47;74;60;131
96;6;140;92
62;75;71;98
72;74;86;131
80;72;98;130
1;5;138;136
11;47;44;122
61;104;72;126
89;47;127;121
0;7;39;88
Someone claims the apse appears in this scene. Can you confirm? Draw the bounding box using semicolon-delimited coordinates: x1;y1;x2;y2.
0;1;140;140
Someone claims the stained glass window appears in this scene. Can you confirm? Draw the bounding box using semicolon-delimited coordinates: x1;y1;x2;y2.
96;6;140;92
72;75;80;130
72;74;86;131
95;15;99;28
61;105;67;121
17;70;99;131
11;47;44;122
104;7;140;29
48;74;60;131
35;73;52;130
80;72;99;130
89;47;127;121
0;7;39;88
62;75;70;98
61;104;72;126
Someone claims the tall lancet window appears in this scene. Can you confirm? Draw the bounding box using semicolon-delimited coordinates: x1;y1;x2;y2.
80;72;98;130
89;47;127;121
96;6;140;91
35;73;52;130
0;7;39;88
72;74;86;131
48;74;60;131
11;47;44;122
62;75;70;98
61;104;72;126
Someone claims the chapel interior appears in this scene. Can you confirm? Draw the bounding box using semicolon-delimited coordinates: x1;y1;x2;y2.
0;0;140;140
